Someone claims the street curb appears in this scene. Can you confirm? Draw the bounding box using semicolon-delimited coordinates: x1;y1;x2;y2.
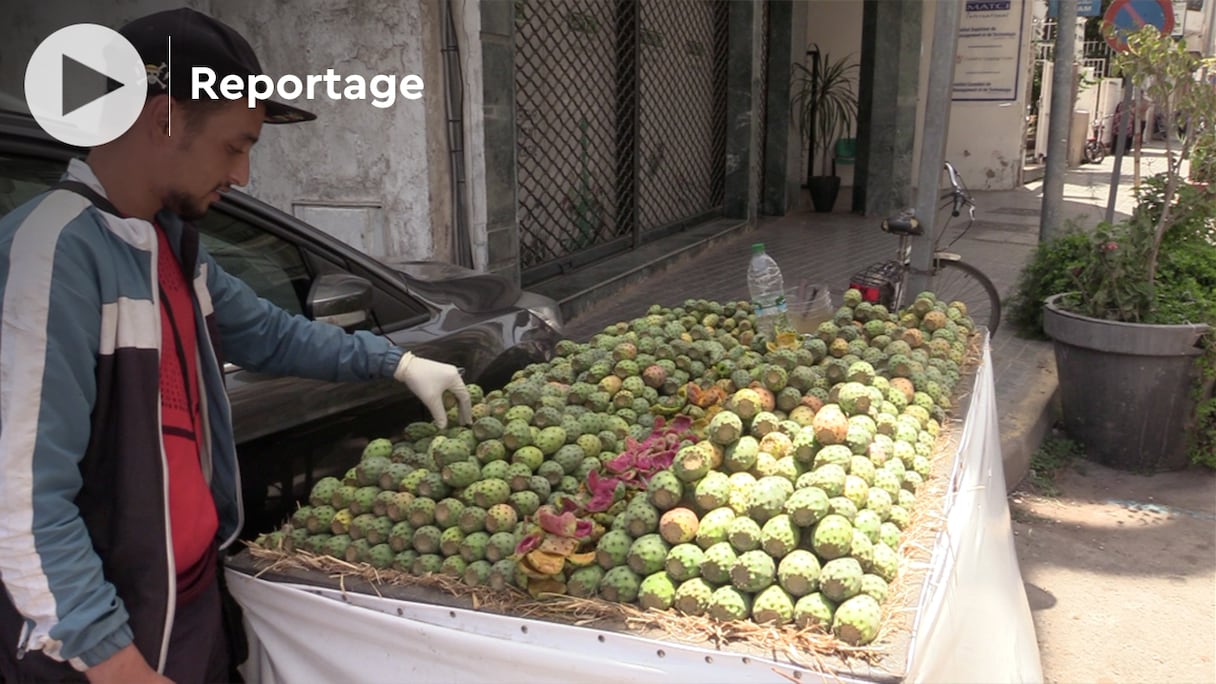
1001;362;1060;493
533;217;752;324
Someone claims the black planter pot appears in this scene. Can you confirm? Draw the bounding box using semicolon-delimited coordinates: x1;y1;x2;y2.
808;176;841;213
1043;293;1210;472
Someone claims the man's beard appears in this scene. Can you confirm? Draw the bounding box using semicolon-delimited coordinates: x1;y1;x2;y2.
164;190;211;221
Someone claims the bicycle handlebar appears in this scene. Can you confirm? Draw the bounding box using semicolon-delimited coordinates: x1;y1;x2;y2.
943;161;975;221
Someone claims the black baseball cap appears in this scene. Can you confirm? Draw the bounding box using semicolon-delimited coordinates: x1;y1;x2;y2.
119;7;315;124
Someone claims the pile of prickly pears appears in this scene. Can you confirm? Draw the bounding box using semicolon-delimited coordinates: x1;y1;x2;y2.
257;291;976;646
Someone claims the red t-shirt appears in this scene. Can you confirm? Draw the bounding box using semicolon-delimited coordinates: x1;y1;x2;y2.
156;227;219;603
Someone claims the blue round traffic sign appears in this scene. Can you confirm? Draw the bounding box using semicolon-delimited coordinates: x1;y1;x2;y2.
1103;0;1175;51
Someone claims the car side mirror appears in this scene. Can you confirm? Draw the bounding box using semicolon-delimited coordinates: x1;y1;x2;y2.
306;273;374;330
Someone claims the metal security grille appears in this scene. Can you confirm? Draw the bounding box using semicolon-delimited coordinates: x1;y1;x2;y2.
514;0;728;284
636;0;728;232
514;0;621;276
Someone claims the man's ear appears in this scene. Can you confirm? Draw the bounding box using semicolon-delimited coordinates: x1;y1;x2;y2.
145;94;172;139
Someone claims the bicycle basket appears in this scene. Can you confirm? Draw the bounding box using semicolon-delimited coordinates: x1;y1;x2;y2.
848;261;901;306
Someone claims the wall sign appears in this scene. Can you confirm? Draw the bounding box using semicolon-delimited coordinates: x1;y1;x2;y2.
952;0;1027;102
1048;0;1103;17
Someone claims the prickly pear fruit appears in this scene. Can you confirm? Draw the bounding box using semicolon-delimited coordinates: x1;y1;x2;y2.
832;593;883;645
819;557;864;603
598;566;641;603
627;534;671;576
700;541;739;586
730;549;776;593
777;549;821;598
664;543;705;582
751;585;795;626
659;507;700;545
811;514;854;560
793;592;837;630
673;577;715;616
637;571;678;611
707;585;752;621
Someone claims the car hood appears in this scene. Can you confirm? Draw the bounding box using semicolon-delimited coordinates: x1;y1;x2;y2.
385;259;523;313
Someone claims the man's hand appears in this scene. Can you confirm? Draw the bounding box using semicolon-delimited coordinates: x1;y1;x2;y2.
85;644;173;684
393;353;472;430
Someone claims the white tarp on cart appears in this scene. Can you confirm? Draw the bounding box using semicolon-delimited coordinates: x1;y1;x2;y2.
227;336;1042;683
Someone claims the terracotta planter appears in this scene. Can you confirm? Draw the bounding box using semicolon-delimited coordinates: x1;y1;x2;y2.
1043;294;1210;472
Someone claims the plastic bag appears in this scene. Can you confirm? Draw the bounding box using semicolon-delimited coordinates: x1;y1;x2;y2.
787;284;834;334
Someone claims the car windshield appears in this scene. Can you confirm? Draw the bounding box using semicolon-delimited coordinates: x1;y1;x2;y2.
0;152;308;315
0;92;29;116
393;260;481;282
0;154;68;216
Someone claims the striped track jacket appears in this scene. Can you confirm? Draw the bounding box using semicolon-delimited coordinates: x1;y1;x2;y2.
0;159;404;674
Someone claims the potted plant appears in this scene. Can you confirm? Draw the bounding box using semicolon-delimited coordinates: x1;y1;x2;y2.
791;46;858;213
1040;26;1216;472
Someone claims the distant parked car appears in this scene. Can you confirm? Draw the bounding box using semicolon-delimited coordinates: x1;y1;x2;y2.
0;109;564;538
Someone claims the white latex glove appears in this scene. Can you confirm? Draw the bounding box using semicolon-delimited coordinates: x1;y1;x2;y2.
393;352;472;430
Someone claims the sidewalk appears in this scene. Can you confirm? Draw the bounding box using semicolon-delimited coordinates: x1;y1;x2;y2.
563;141;1216;683
562;142;1178;492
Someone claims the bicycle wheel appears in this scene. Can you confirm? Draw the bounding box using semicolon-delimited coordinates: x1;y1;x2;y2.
929;258;1001;334
1085;141;1105;164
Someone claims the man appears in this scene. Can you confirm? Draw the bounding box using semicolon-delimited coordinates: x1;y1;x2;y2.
1114;96;1150;154
0;8;470;683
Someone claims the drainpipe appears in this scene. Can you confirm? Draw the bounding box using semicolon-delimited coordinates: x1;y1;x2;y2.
441;0;474;268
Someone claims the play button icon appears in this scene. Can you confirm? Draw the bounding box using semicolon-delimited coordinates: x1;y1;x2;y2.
25;23;147;147
61;54;127;117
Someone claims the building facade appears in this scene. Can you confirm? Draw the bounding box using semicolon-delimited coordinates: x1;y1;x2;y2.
5;1;1043;290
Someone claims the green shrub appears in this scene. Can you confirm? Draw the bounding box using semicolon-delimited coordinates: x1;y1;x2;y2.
1192;344;1216;469
1006;227;1091;339
1028;432;1085;496
1008;175;1216;467
1189;127;1216;184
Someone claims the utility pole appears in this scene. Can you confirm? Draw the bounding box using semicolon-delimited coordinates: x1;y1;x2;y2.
1208;0;1216;57
1039;0;1078;243
907;0;962;296
1105;80;1135;224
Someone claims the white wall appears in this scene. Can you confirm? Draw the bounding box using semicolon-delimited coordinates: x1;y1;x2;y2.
210;0;447;261
802;0;864;182
803;0;1036;192
914;0;1036;191
3;0;450;262
941;0;1036;191
804;0;864;75
1183;3;1215;54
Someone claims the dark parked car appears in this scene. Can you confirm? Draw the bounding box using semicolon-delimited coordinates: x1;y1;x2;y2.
0;109;563;539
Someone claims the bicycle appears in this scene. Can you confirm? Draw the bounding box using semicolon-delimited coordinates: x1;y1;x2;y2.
1083;115;1108;164
847;162;1001;333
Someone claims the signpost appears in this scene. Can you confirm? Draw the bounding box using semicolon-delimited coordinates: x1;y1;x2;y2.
1040;0;1078;242
1101;0;1174;224
1102;0;1175;50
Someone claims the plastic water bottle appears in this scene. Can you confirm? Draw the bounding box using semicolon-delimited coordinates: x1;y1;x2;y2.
747;243;791;339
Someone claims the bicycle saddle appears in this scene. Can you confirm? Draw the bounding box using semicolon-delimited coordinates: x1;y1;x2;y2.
881;212;923;236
